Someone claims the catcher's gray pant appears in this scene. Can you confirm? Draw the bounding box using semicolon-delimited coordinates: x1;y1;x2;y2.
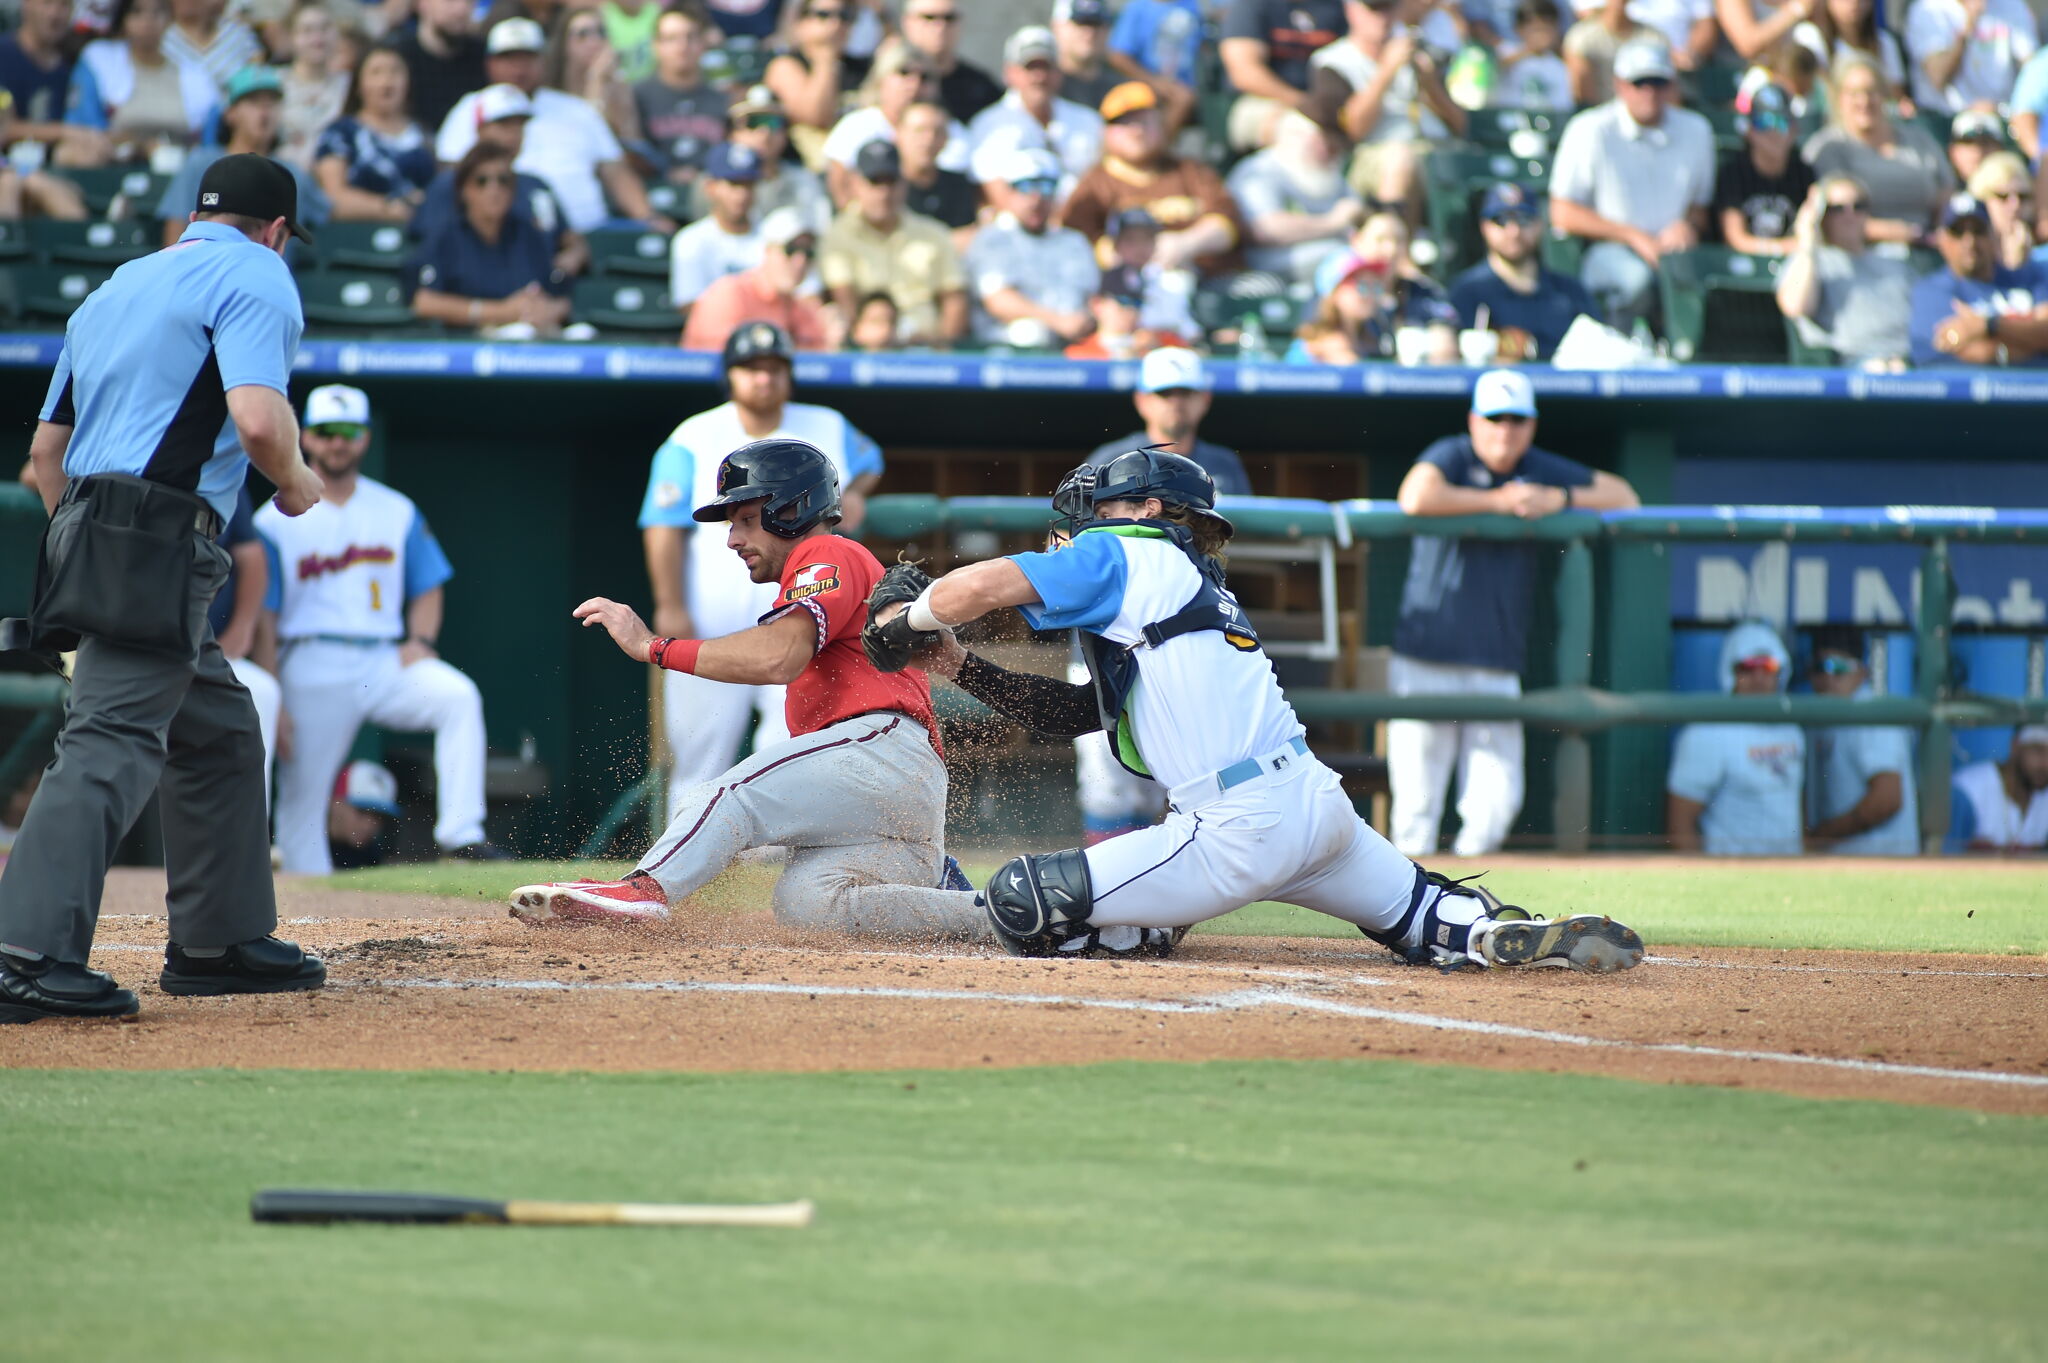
636;712;990;942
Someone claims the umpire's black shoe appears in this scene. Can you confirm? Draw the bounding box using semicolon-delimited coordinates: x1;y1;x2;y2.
160;936;326;996
442;842;513;862
0;955;140;1023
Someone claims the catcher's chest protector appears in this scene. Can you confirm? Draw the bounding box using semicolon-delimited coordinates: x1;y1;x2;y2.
1076;523;1262;778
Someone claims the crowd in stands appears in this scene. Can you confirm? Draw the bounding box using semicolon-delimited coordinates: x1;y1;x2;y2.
0;0;2043;363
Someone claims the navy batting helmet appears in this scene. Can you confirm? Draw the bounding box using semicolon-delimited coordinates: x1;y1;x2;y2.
692;438;840;538
723;320;795;370
1085;446;1233;536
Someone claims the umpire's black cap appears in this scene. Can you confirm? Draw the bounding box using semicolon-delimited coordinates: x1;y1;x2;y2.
197;153;315;242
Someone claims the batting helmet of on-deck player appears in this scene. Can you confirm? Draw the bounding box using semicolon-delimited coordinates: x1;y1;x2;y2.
691;438;841;538
722;319;796;371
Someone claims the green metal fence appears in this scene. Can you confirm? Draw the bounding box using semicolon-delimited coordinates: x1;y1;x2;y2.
864;494;2048;852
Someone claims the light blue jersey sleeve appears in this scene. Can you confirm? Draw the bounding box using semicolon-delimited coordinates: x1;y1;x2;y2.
842;420;883;482
260;531;283;613
2013;51;2048;117
63;61;106;129
38;341;72;423
1010;532;1127;633
1946;781;1976;851
211;257;303;394
1842;725;1910;785
402;511;455;600
1666;724;1724;804
637;439;695;528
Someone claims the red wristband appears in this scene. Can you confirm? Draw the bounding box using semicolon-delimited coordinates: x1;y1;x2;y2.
649;637;702;674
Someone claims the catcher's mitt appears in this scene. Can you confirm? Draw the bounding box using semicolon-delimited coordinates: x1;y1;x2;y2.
862;559;938;673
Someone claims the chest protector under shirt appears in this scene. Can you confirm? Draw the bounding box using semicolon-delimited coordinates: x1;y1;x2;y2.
1076;521;1262;777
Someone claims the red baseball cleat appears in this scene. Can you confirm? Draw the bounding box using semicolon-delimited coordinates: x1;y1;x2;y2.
509;873;671;928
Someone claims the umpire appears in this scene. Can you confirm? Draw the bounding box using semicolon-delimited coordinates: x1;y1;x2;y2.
0;154;330;1024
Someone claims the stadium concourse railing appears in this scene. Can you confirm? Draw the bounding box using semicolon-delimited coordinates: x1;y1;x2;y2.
863;493;2048;854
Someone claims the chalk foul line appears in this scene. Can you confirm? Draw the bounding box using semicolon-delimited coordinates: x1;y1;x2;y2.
351;976;2048;1090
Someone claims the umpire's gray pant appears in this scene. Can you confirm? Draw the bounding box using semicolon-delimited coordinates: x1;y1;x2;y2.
0;520;276;963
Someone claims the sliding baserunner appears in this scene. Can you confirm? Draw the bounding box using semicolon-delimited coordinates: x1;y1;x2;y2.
509;438;982;940
864;448;1646;971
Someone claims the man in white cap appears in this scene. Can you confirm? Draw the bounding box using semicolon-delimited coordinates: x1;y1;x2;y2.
1390;369;1638;857
966;146;1100;347
436;17;673;235
966;24;1104;195
682;205;832;351
1668;621;1804;855
1547;35;1714;328
254;385;506;874
1948;725;2048;851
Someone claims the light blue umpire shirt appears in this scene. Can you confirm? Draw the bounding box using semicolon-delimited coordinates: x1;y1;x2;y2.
39;220;304;525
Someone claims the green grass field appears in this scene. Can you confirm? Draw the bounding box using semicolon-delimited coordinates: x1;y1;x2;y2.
4;1063;2043;1363
325;858;2048;956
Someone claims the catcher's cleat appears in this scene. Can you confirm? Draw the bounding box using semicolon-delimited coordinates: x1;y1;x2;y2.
1052;924;1186;959
940;855;974;893
510;873;671;928
1469;915;1645;974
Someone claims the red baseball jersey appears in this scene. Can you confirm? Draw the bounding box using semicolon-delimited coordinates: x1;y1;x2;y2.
761;534;943;754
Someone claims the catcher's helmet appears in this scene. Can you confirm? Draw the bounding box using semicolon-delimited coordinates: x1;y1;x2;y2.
1077;446;1234;536
692;437;841;537
722;320;795;370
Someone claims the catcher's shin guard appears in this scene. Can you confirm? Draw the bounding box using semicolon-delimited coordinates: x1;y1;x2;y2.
1361;869;1533;967
980;850;1095;957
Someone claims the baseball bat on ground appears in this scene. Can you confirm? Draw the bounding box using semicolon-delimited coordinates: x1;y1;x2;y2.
250;1189;815;1228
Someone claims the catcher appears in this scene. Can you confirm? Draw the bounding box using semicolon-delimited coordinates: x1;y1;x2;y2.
509;438;983;939
864;448;1646;972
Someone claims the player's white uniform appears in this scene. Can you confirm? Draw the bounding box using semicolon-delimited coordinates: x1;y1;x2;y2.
256;478;489;874
1012;527;1437;937
637;401;883;820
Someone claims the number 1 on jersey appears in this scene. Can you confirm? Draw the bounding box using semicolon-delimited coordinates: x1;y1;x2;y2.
370;580;382;612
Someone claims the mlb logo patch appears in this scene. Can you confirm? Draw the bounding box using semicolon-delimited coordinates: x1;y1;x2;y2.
201;192;220;207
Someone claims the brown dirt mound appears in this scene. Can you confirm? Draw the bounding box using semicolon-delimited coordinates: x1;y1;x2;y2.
1;870;2042;1115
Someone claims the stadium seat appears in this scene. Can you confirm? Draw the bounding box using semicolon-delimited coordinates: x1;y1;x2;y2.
28;217;155;266
1782;314;1839;365
1193;274;1314;347
17;264;114;320
1657;246;1786;362
297;271;413;329
0;220;28;262
314;221;413;272
51;164;169;216
645;181;688;220
585;227;671;277
1541;229;1583;277
1690;61;1746;108
1424;149;1548;274
571;276;678;333
1703;106;1743;152
1460;108;1560;152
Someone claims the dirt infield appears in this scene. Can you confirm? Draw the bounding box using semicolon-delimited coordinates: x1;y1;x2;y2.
1;869;2043;1115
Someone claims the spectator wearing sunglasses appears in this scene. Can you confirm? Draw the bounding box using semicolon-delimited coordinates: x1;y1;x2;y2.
1777;174;1913;368
1388;370;1639;859
820;41;972;206
1804;626;1919;855
965;24;1104;197
1548;37;1714;329
410;142;574;334
1966;150;2040;270
701;85;831;224
1449;182;1594;359
1713;83;1814;256
763;0;870;133
629;0;731;184
1667;622;1805;856
966;145;1100;346
1912;191;2048;365
899;0;1000;123
683;205;833;350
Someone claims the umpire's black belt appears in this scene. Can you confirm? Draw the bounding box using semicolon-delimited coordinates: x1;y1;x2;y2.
57;473;221;538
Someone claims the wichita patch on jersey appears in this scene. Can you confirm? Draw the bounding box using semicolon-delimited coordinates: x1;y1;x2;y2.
255;476;453;640
1007;528;1302;790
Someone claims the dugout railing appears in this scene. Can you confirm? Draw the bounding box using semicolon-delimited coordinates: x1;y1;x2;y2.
863;495;2048;854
